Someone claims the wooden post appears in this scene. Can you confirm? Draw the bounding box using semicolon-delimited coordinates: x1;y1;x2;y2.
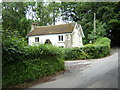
94;13;96;43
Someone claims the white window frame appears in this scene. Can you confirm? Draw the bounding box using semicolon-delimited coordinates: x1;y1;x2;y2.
35;37;39;42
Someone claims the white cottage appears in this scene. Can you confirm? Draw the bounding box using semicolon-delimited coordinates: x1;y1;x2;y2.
26;23;84;48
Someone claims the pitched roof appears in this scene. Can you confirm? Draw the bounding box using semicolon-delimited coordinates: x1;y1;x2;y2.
26;23;76;36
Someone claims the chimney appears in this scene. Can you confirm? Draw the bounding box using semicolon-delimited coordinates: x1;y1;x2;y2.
31;23;37;32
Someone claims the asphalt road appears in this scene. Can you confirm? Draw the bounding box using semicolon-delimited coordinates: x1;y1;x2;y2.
29;48;118;88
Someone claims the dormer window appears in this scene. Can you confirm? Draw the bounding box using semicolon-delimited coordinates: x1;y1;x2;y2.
58;35;63;41
35;37;39;42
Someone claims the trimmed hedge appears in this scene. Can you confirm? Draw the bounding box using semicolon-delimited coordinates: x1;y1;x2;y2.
26;44;64;60
2;38;65;88
64;37;111;60
2;38;64;65
64;48;88;60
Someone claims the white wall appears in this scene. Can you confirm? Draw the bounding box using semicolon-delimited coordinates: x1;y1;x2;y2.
72;24;83;47
28;31;83;48
28;34;66;47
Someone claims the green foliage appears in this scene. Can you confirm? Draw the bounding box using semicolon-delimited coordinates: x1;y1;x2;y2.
3;58;64;88
25;44;64;60
64;48;88;60
87;21;106;43
2;37;28;65
108;19;120;31
2;2;28;30
2;35;64;65
2;2;32;37
19;18;32;37
95;37;111;45
60;2;119;46
35;2;60;26
2;37;65;88
64;37;111;60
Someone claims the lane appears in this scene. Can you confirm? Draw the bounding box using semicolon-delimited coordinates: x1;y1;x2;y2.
29;50;118;88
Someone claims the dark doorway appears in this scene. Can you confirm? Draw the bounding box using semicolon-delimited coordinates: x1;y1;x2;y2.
45;39;52;44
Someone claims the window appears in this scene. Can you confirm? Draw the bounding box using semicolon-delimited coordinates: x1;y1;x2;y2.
58;35;63;41
35;37;39;42
59;46;64;48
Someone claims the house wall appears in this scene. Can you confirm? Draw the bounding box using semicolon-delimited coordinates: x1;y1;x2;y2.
64;34;73;48
71;24;83;47
28;31;83;48
28;34;68;47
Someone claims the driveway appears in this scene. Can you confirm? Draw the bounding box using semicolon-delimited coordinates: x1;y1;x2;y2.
28;48;118;88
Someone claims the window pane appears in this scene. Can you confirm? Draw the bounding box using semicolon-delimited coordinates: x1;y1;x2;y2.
61;35;63;41
58;35;63;41
35;37;39;42
58;36;61;41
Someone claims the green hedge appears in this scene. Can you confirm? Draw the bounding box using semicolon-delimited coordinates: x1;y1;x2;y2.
64;37;111;60
26;44;64;60
2;37;64;65
64;48;88;60
2;37;28;65
3;58;64;88
2;38;65;88
2;37;110;87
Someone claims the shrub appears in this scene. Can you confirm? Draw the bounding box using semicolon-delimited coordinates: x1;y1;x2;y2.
82;44;110;59
64;37;111;60
2;37;65;88
26;44;64;60
95;37;111;45
2;37;28;65
64;48;88;60
2;38;64;65
3;58;65;87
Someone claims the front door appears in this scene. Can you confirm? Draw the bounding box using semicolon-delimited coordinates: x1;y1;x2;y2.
45;39;52;44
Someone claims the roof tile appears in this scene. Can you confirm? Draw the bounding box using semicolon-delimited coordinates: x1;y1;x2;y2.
26;23;76;36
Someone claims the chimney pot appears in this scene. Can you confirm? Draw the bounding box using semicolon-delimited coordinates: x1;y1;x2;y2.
31;23;38;32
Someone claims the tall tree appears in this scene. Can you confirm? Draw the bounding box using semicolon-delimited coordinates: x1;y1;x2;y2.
2;2;27;30
35;2;60;26
60;2;119;45
48;2;60;25
2;2;31;37
35;2;52;26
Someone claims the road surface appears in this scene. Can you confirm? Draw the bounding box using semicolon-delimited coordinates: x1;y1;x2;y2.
29;48;118;88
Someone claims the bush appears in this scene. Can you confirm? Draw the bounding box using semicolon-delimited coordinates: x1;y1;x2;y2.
3;58;64;88
64;48;88;60
95;37;111;45
64;37;111;60
2;37;28;65
2;37;65;88
26;44;64;60
2;38;64;65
